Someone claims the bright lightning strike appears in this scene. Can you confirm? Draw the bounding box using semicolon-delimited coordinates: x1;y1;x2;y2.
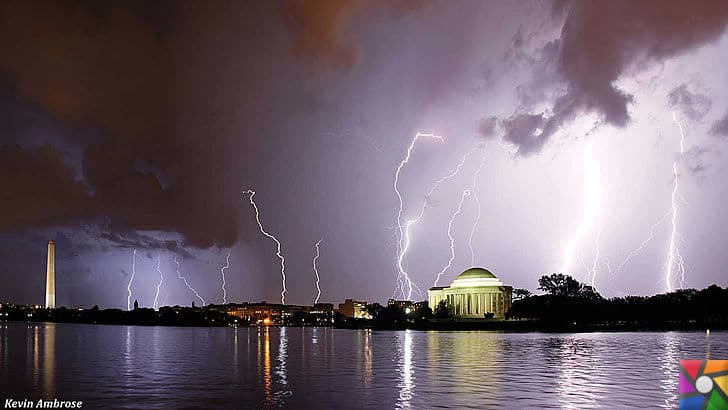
589;221;602;288
313;239;323;305
153;253;164;310
393;132;444;300
433;189;472;287
665;110;687;292
244;189;287;304
126;249;137;311
615;210;671;275
468;147;488;265
560;142;602;286
175;256;206;306
220;252;230;304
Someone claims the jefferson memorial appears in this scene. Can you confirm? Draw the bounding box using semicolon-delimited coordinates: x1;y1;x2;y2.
428;267;513;319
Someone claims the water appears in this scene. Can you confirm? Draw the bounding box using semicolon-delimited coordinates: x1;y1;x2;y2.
0;322;725;409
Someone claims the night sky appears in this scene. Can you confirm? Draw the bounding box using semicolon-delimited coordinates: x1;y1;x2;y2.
2;0;728;308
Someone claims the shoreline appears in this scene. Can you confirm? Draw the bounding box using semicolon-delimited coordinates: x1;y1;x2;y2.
4;318;726;333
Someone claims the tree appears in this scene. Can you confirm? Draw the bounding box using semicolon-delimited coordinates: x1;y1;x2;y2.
411;304;433;320
366;304;406;329
579;285;602;301
434;300;450;319
538;274;585;297
512;288;532;301
366;303;384;319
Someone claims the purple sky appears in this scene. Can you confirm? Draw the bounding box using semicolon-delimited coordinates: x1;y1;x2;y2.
2;1;728;308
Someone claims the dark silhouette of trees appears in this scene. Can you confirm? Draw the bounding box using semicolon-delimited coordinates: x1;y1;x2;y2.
374;304;407;329
434;300;450;319
509;274;728;328
538;274;586;297
512;288;532;301
413;305;433;320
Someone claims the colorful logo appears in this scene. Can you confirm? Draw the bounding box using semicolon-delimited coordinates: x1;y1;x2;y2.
680;360;728;409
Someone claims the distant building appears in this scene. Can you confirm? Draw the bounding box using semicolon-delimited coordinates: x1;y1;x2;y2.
225;302;334;325
310;303;335;324
226;302;282;324
388;299;413;311
338;299;369;319
387;300;428;313
45;240;55;309
428;267;512;319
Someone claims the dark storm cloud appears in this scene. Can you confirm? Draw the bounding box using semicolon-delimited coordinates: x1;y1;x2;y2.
667;85;712;121
711;112;728;138
283;0;361;69
0;0;430;249
498;113;547;156
0;145;93;231
283;0;426;69
501;0;728;155
0;0;246;248
95;231;195;259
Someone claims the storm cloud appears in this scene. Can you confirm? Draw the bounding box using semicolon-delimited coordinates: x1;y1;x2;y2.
711;112;728;138
500;0;728;155
667;85;712;121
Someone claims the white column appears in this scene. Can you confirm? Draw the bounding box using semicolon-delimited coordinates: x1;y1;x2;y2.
45;240;55;309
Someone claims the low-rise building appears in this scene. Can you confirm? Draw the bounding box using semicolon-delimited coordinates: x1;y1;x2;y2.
338;299;369;319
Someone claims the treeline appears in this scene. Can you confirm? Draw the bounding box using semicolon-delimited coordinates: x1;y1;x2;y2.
0;305;236;327
508;274;728;328
334;303;434;330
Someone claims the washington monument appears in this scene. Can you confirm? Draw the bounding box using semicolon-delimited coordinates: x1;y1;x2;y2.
45;240;55;309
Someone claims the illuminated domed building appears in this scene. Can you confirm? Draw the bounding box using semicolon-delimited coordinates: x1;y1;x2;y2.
428;267;513;319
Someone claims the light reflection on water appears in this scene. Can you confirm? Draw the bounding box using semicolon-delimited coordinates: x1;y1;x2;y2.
659;332;680;408
42;323;55;399
274;326;292;403
0;323;725;409
396;330;414;409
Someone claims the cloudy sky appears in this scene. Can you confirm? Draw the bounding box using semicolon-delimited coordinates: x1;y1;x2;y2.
2;0;728;308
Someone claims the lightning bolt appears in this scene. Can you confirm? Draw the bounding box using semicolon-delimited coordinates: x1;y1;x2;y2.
665;110;687;291
153;253;164;310
614;210;671;275
220;252;230;304
126;249;137;311
244;189;287;304
604;256;614;278
560;142;602;286
393;132;444;300
433;189;472;287
174;256;206;306
313;239;323;304
468;147;488;265
589;221;602;288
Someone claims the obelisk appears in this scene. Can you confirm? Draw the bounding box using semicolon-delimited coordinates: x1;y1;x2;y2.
45;240;55;309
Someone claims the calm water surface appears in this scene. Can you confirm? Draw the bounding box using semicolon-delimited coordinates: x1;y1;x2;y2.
0;322;724;409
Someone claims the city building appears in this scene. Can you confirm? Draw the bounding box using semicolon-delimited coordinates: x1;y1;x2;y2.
428;267;513;319
310;303;335;325
225;302;335;325
338;299;370;319
45;240;55;309
387;299;412;310
387;299;415;313
226;302;282;324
